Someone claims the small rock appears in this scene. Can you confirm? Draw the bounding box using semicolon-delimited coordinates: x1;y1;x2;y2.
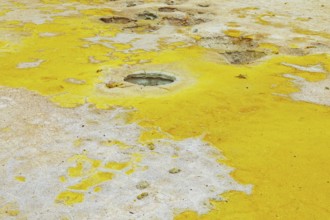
136;181;150;190
235;74;247;79
137;192;149;200
198;3;210;7
169;168;181;174
105;81;125;89
147;143;155;150
138;11;158;20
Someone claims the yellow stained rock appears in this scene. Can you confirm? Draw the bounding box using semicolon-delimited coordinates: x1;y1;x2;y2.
104;162;129;170
15;176;26;182
68;172;114;191
224;29;242;38
56;191;85;206
67;154;101;178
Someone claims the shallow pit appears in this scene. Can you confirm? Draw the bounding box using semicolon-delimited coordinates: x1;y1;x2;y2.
100;16;134;24
124;72;176;86
158;7;177;12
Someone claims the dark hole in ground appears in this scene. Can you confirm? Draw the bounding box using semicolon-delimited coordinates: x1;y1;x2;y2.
124;73;176;86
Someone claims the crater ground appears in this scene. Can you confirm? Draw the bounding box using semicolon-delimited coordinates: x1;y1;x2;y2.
0;0;329;219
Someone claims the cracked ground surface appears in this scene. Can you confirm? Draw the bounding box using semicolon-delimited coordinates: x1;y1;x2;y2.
0;0;330;219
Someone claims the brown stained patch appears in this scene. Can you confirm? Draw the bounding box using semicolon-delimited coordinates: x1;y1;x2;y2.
231;36;258;48
123;24;160;33
223;50;267;64
100;17;135;24
304;42;330;54
162;17;189;26
105;81;127;89
199;34;314;58
162;16;205;26
199;35;260;52
158;7;177;12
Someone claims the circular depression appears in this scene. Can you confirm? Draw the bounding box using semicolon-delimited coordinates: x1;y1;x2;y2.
124;72;176;86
